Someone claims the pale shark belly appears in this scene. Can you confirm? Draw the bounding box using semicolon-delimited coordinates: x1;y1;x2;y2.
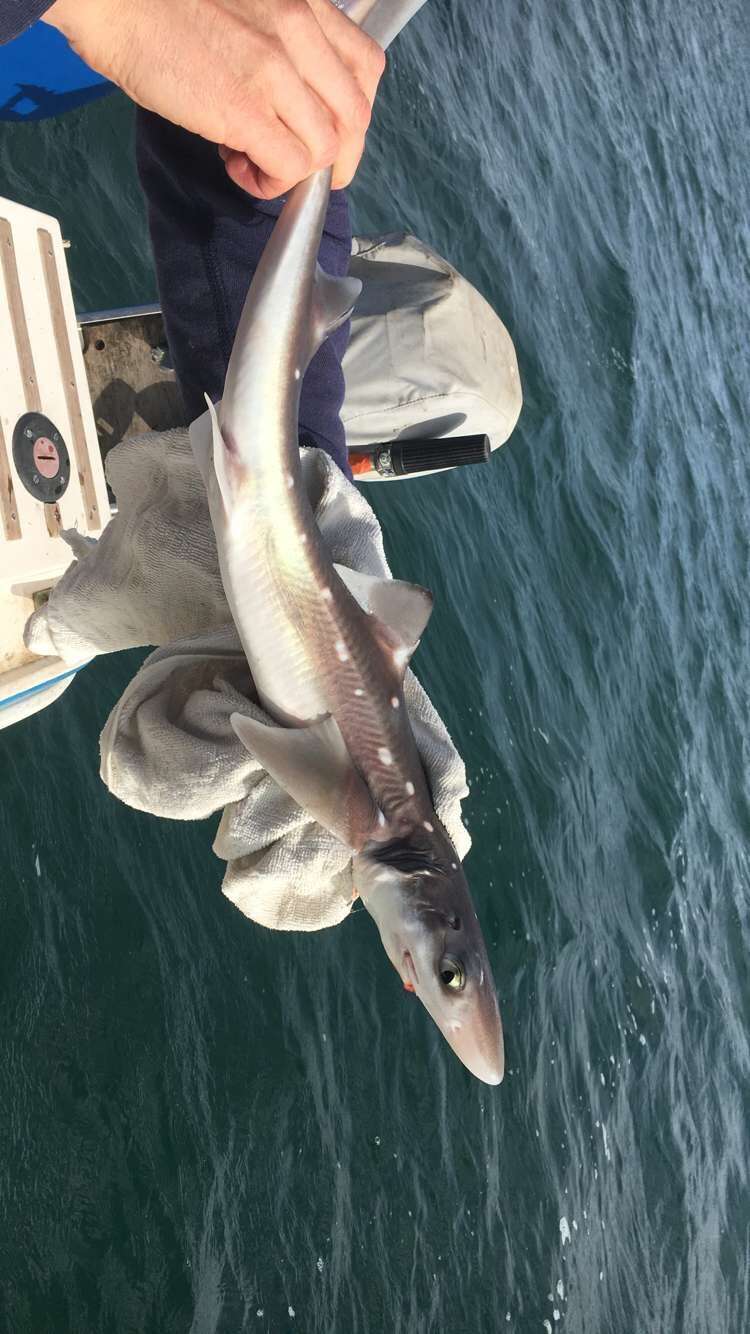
218;502;330;727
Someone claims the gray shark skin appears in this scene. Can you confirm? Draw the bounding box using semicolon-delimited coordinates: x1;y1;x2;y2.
190;0;504;1086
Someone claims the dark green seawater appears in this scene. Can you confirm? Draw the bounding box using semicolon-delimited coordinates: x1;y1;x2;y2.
2;1;749;1329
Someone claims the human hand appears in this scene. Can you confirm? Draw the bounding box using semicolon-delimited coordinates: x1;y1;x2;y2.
45;0;385;198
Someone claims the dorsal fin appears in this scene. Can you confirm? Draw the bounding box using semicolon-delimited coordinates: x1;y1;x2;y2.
308;265;362;360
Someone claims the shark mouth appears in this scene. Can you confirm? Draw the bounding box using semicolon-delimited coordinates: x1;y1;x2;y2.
401;949;418;993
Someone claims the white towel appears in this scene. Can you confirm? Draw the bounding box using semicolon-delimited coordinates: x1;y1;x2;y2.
25;429;471;931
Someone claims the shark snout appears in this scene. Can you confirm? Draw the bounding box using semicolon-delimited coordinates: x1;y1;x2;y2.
436;999;505;1086
393;924;505;1085
415;960;505;1086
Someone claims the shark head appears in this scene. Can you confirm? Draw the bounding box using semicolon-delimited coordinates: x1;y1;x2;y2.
354;829;504;1085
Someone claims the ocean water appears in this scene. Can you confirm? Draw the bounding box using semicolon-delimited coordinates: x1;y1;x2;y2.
1;1;749;1330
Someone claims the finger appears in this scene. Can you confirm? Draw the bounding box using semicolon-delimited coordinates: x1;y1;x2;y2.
283;2;385;188
278;2;379;146
330;130;366;190
306;0;386;104
264;63;340;171
222;148;293;200
221;105;312;189
223;143;358;198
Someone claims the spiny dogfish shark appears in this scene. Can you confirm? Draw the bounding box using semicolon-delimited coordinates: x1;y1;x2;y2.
190;0;504;1084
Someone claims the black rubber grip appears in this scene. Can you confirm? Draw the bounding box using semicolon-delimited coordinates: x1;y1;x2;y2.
372;434;491;476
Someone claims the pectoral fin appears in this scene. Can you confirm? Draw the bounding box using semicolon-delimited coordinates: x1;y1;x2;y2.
231;711;380;850
205;394;243;513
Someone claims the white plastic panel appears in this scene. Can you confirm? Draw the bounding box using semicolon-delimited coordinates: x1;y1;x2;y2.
0;195;108;710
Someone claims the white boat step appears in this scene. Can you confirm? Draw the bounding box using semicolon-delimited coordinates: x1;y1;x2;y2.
0;195;110;725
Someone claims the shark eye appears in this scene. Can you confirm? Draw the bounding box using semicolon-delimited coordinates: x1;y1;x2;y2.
439;956;465;991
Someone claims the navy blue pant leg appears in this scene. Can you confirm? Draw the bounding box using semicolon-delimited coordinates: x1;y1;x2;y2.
135;110;353;475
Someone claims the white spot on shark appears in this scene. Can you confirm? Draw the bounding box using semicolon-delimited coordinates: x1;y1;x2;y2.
393;646;409;668
451;861;458;870
354;687;364;697
378;811;386;827
423;821;434;833
391;696;400;709
294;368;301;380
405;781;415;796
286;473;295;489
300;533;307;544
378;747;393;766
321;587;332;601
336;640;349;662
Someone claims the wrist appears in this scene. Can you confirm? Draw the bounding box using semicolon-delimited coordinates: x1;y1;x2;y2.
44;0;129;43
44;0;81;37
44;0;134;86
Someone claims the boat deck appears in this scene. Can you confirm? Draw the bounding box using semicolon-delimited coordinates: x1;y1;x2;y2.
79;304;188;461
